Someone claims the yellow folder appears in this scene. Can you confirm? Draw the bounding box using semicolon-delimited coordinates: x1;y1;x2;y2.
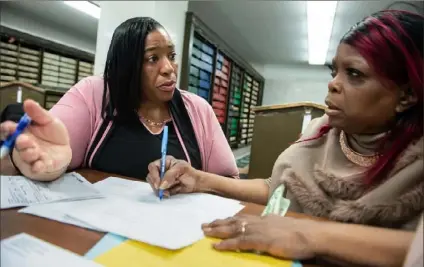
94;237;292;267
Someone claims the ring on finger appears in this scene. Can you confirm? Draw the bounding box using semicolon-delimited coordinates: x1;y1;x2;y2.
240;221;247;234
234;221;248;253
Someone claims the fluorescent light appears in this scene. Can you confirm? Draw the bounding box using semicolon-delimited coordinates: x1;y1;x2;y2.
307;1;338;65
63;1;100;19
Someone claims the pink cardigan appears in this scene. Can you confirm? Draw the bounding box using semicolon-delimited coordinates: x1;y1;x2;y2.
49;76;239;178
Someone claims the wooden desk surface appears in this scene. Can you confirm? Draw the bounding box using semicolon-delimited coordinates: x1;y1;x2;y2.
0;169;322;265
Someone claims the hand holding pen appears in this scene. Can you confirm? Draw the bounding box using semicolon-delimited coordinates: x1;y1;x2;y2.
0;99;72;180
146;154;200;198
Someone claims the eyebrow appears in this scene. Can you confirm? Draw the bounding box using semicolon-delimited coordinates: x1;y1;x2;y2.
345;57;366;65
331;57;366;67
145;44;174;52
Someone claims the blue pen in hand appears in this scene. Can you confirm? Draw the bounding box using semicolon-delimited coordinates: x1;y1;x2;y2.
158;125;169;200
0;113;32;159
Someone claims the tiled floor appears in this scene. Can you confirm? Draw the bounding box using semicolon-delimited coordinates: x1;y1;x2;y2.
232;146;251;178
232;145;251;160
236;155;250;168
238;166;249;179
235;153;250;179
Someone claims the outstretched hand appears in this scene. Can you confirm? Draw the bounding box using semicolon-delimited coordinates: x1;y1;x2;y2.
0;100;71;180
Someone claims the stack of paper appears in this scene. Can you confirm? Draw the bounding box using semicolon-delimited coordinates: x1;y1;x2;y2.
20;200;103;231
68;195;243;249
93;177;244;211
1;172;103;209
1;233;102;267
20;177;244;250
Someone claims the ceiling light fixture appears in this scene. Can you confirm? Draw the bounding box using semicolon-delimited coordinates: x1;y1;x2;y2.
307;1;338;65
63;1;100;19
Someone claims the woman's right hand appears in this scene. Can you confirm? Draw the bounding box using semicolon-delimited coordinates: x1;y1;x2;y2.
146;156;201;197
0;99;72;180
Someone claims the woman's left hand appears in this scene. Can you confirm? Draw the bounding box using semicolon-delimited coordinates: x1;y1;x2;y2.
201;214;319;260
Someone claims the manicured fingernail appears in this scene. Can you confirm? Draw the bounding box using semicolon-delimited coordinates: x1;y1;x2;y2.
159;181;168;190
213;242;222;249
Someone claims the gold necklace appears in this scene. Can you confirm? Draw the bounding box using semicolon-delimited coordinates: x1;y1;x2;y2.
339;131;380;167
139;115;171;127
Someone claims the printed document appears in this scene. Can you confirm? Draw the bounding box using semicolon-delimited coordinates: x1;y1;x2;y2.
68;178;244;249
18;177;244;249
1;233;102;267
65;196;241;250
94;177;244;209
19;200;103;231
1;172;102;209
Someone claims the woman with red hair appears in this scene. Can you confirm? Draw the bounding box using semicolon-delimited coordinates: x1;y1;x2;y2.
148;9;423;231
145;9;424;266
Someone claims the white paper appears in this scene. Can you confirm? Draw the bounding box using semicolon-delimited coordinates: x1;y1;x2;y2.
19;178;159;229
1;172;103;209
19;200;104;232
18;177;244;249
93;177;152;201
65;197;231;250
94;177;244;209
19;177;243;232
93;177;245;219
1;233;102;267
64;177;244;250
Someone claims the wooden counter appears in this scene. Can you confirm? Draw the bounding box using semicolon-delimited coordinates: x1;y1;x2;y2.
0;81;66;111
248;102;325;179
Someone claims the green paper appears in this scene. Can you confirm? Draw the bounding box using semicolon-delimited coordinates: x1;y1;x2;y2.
262;185;291;217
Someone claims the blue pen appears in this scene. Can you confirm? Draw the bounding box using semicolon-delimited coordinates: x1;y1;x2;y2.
158;125;169;200
0;113;32;159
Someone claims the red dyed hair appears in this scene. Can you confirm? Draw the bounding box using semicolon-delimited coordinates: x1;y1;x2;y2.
300;10;424;186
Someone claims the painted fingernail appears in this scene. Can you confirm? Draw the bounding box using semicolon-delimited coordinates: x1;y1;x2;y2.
159;181;168;190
